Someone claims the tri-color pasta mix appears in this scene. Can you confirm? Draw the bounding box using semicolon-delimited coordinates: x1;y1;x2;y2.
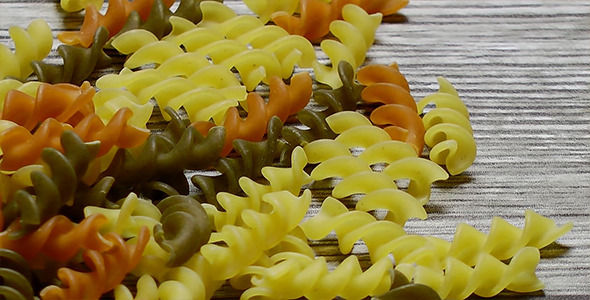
0;0;573;299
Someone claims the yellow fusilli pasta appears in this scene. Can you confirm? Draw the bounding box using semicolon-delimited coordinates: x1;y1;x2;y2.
0;19;52;80
97;33;247;122
304;111;448;225
418;77;476;175
312;4;381;88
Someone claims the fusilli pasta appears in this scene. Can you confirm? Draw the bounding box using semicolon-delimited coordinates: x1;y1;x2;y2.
417;77;476;175
0;19;52;80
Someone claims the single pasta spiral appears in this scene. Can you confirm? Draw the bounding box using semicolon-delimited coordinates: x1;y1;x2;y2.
238;252;395;300
396;247;545;299
312;4;382;88
417;77;477;175
357;62;425;154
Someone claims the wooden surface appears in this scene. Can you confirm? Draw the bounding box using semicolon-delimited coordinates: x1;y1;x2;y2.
1;0;589;299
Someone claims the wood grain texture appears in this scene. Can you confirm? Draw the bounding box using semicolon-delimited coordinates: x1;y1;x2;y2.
1;0;589;298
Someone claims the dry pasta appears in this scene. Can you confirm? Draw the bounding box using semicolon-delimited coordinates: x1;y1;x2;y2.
109;0;223;42
304;111;448;225
417;77;477;175
191;116;287;206
59;0;103;12
32;26;113;85
238;253;394;300
0;249;36;300
271;0;408;42
57;0;176;47
174;2;316;79
312;4;381;88
0;1;576;299
357;63;425;154
282;61;364;149
39;227;149;300
0;19;52;80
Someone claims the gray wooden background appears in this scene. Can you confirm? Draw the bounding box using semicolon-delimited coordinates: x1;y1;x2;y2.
0;0;589;299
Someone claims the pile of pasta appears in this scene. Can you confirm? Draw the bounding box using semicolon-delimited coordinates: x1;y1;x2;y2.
0;1;573;300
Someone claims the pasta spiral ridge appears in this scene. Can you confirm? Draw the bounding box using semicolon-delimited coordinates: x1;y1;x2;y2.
39;226;150;300
192;72;312;156
56;0;176;48
171;1;316;79
92;87;154;129
201;189;312;281
31;26;113;85
301;196;407;256
1;81;95;132
0;213;113;265
271;0;408;42
103;107;225;196
0;80;42;108
101;33;248;123
442;209;574;266
417;77;477;175
0;19;52;80
59;0;102;12
0;131;117;235
191;116;286;207
304;111;448;225
238;252;395;300
0;249;36;300
311;4;382;88
282;61;364;148
357;63;425;155
109;0;223;43
242;0;299;23
396;247;546;300
199;146;311;230
85;192;211;268
114;255;224;300
153;195;212;267
0;107;150;171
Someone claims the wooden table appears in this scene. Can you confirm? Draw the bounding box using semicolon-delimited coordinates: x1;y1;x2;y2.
1;0;589;299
